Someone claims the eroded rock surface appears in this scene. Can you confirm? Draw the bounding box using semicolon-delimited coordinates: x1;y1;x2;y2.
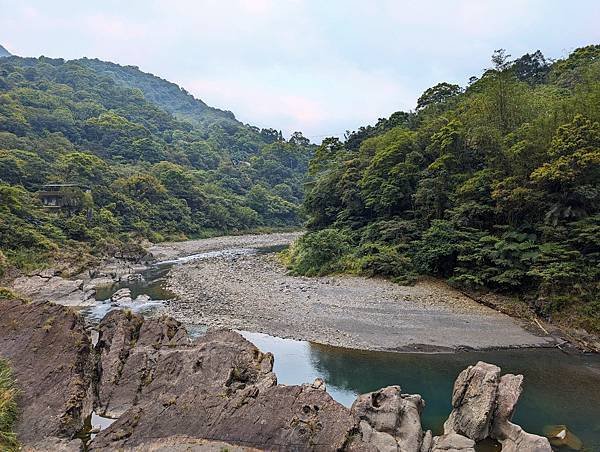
0;300;556;452
430;433;475;451
443;361;551;451
11;272;91;306
352;386;425;451
95;310;189;417
0;300;94;446
91;312;361;451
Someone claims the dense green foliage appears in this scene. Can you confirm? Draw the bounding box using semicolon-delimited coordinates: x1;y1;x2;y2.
288;46;600;332
0;359;18;450
0;55;312;269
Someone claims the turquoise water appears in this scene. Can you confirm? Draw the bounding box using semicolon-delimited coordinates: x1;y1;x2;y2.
241;332;600;451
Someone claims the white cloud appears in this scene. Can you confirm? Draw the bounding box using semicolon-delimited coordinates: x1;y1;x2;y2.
1;0;598;140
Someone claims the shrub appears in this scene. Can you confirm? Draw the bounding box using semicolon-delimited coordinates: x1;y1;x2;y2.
286;228;351;276
355;243;415;281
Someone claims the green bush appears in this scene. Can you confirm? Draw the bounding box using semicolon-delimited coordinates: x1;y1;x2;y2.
286;229;351;276
355;243;414;280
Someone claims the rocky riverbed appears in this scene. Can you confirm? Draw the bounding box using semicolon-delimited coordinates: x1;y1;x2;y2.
162;234;552;352
0;299;554;451
7;231;559;351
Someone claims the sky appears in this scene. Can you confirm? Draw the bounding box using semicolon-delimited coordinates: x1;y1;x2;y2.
1;1;599;141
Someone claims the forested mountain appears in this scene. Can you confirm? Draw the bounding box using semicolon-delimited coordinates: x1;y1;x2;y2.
0;53;313;270
0;45;11;58
287;46;600;333
78;58;237;128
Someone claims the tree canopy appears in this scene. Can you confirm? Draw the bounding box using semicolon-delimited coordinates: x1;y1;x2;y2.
0;55;313;270
287;45;600;333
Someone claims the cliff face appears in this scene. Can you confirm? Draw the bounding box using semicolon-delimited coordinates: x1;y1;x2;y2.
0;300;94;448
0;301;551;451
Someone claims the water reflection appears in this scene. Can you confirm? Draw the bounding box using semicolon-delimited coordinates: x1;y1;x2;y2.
242;332;600;450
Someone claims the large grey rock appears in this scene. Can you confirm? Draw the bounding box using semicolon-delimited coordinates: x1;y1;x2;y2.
91;312;363;451
11;274;87;305
109;287;132;304
492;374;551;451
0;300;94;445
443;361;500;441
352;385;424;451
443;362;551;451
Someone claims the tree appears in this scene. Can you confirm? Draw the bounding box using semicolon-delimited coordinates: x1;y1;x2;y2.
416;82;463;111
54;152;111;185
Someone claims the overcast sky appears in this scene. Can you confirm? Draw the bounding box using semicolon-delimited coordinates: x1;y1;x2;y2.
1;0;599;140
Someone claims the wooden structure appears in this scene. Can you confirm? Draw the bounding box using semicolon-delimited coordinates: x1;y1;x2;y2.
38;184;86;209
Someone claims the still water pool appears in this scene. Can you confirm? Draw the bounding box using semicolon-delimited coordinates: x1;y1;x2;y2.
239;331;600;451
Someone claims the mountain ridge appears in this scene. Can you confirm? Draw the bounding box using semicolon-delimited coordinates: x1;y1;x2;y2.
77;57;237;128
0;44;11;58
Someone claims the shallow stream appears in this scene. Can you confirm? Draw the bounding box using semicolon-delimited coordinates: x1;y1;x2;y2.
80;246;600;451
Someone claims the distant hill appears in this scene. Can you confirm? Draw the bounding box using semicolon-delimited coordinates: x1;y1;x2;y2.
78;58;236;128
0;44;11;58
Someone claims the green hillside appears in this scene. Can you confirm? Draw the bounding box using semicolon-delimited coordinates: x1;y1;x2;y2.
0;54;313;271
77;58;236;128
287;46;600;333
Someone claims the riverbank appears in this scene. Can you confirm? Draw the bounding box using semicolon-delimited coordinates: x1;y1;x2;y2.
0;300;562;451
163;234;554;352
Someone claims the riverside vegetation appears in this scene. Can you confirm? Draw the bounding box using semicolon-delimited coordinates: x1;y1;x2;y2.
0;52;314;274
285;46;600;335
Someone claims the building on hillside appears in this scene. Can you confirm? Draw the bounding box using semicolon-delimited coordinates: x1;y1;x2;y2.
38;184;88;209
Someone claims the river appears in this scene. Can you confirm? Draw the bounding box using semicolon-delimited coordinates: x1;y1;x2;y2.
80;243;600;451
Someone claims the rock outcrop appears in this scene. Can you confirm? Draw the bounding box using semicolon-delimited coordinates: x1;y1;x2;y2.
91;311;361;451
0;299;94;448
0;300;558;452
352;386;425;452
11;271;93;306
95;310;194;417
443;361;551;451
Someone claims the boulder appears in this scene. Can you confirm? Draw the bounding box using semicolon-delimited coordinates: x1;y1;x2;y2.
443;361;500;441
110;287;132;304
544;425;583;450
443;361;551;451
492;374;552;451
133;293;151;303
0;300;94;445
352;386;425;452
